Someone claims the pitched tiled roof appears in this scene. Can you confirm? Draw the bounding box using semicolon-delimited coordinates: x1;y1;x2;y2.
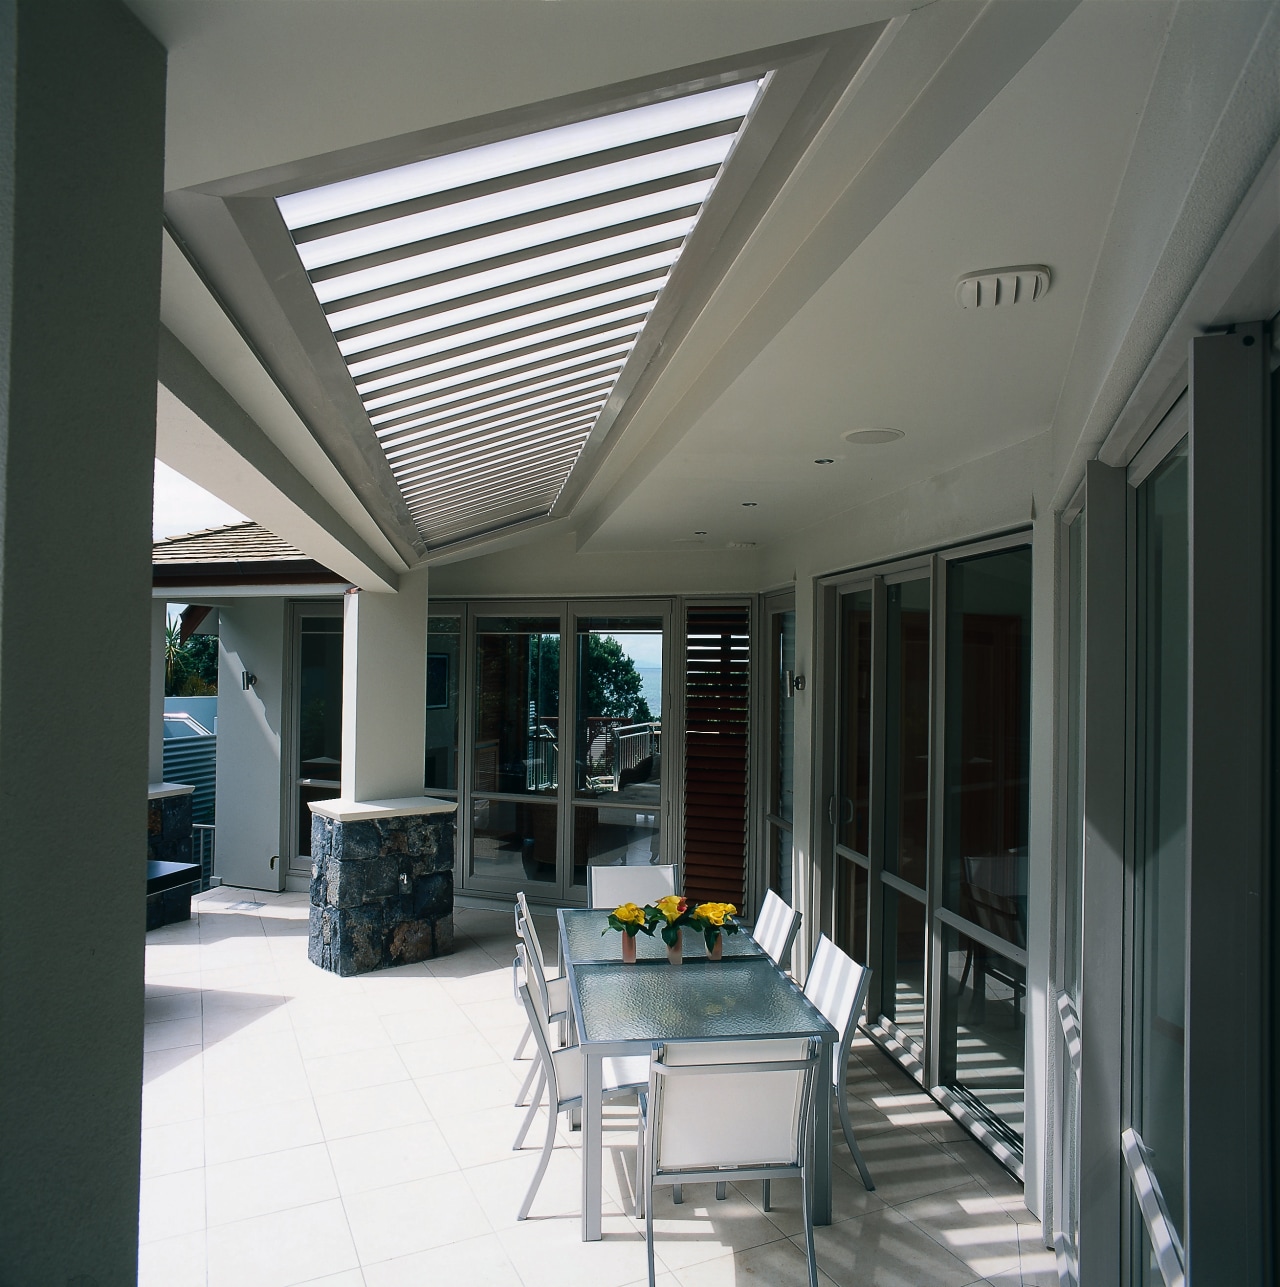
153;521;308;564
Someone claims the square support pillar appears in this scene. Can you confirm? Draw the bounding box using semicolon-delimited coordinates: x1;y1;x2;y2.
0;2;166;1279
342;569;429;801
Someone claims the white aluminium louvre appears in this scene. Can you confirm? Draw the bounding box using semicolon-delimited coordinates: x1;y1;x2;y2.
276;79;765;543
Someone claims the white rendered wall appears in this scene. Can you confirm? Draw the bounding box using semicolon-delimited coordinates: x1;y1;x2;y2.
216;600;287;890
342;569;429;802
0;3;166;1277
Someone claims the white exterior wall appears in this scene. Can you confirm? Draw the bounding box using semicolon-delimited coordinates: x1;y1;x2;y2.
216;600;287;890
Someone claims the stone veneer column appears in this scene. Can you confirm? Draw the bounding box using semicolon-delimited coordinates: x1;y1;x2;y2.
309;796;457;976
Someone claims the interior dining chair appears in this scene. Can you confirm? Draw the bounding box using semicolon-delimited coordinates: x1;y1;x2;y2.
586;864;676;910
513;945;649;1220
512;892;568;1107
641;1036;823;1287
802;933;876;1191
753;888;803;969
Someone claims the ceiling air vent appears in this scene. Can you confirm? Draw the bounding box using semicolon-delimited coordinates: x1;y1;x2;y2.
955;265;1050;309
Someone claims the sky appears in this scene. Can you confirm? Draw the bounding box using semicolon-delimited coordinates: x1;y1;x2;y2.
153;460;246;542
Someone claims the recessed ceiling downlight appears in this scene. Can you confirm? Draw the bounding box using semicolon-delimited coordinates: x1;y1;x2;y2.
842;428;904;445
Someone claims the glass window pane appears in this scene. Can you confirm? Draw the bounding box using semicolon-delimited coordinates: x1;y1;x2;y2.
941;547;1033;939
768;821;793;907
573;803;660;886
298;616;343;859
1064;516;1084;999
572;618;662;795
940;923;1026;1140
839;590;872;855
1133;446;1189;1261
474;617;560;796
424;615;460;791
835;859;869;966
774;608;796;828
885;579;931;887
880;885;927;1049
471;798;557;884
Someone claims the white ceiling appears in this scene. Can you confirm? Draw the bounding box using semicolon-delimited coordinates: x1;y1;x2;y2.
129;0;1278;573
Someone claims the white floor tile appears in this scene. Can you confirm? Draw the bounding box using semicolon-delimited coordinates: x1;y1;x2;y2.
206;1198;360;1287
206;1141;340;1227
326;1119;459;1195
362;1231;522;1287
205;1097;325;1166
342;1171;492;1263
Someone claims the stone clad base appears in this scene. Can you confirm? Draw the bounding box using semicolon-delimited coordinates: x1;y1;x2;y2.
308;811;455;976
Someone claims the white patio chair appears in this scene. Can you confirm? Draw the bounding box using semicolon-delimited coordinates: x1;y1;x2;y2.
803;934;876;1191
641;1036;823;1287
586;864;676;910
754;888;802;969
512;892;568;1107
513;945;649;1220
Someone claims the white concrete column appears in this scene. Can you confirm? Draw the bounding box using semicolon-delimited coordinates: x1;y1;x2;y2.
342;569;429;801
0;2;166;1279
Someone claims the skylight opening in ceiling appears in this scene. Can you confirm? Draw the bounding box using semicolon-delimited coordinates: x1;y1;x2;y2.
277;77;766;541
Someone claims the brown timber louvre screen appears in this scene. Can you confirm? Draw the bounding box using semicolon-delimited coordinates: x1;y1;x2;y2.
682;605;751;906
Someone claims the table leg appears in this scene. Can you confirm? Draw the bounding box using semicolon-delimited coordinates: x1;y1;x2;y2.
581;1049;603;1241
814;1041;833;1225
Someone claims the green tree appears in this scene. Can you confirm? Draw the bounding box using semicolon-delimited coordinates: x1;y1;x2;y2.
527;633;652;722
164;618;219;697
581;633;650;720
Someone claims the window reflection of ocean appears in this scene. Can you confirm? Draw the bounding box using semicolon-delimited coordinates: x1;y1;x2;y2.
637;667;662;716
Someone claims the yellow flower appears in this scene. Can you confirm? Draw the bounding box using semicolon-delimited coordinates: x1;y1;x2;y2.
613;902;646;927
694;902;737;926
653;894;687;923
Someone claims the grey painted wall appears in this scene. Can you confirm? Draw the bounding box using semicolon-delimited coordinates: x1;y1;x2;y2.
216;600;286;890
0;2;166;1279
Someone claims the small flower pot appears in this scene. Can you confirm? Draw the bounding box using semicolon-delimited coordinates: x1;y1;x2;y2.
666;929;683;965
707;934;723;961
621;932;638;964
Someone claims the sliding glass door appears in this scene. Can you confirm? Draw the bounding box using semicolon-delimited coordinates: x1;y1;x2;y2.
428;600;669;903
826;534;1032;1167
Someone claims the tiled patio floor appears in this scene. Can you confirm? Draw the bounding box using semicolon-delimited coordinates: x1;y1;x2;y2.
139;889;1056;1287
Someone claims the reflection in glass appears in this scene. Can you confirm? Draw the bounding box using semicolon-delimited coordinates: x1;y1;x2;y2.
775;609;796;826
298;616;342;857
768;821;794;908
941;548;1032;942
425;615;460;791
1060;512;1085;1265
884;580;931;886
572;618;662;794
1133;447;1188;1271
770;606;796;901
835;859;869;966
939;924;1026;1140
573;805;660;886
474;617;560;795
839;590;872;856
471;799;557;884
571;618;663;885
880;886;927;1049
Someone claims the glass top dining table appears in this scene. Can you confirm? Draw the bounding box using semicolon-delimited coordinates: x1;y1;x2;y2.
556;907;836;1242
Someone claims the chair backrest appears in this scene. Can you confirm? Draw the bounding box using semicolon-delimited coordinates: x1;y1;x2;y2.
648;1037;819;1172
754;889;802;967
803;934;872;1085
515;945;563;1099
586;864;676;910
515;894;556;1014
516;890;555;975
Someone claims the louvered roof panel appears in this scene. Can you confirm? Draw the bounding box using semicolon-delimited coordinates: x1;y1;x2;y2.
276;79;765;547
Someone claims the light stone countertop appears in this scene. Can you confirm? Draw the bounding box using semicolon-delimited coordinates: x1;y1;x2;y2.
308;795;457;823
